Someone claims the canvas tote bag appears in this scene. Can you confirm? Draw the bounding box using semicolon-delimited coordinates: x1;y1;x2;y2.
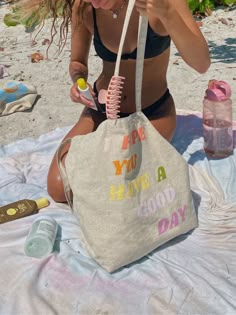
58;1;198;272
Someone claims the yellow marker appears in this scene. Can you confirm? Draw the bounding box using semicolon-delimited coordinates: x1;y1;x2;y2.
76;78;97;110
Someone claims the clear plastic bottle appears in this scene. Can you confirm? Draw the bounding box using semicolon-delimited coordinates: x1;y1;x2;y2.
203;80;233;158
24;215;58;259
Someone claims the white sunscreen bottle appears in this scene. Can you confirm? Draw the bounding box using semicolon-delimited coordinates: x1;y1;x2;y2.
77;78;98;111
24;215;58;259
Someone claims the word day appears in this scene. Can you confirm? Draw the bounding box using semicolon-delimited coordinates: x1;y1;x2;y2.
157;205;187;235
109;166;167;201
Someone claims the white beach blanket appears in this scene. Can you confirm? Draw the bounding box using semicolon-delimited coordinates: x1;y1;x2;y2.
0;110;236;315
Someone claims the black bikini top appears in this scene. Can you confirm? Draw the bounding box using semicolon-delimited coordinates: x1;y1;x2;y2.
92;8;171;62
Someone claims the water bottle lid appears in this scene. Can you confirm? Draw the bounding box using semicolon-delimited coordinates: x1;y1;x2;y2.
205;80;231;101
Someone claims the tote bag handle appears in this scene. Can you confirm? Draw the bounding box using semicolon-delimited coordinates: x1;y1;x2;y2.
135;16;148;112
113;0;148;112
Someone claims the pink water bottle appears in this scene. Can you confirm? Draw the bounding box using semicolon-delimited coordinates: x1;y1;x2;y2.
203;80;233;158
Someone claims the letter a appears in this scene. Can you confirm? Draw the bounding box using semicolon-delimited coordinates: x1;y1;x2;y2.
157;218;169;235
156;166;167;182
169;212;179;229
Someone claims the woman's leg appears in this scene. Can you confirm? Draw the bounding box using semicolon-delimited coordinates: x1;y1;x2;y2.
147;93;176;142
47;107;107;202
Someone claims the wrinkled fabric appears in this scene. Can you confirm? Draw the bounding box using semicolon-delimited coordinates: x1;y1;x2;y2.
0;111;235;314
0;80;38;116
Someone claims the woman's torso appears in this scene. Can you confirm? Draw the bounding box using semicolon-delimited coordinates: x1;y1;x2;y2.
84;5;171;113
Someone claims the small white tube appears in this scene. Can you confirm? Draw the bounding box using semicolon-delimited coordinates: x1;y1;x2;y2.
77;78;97;111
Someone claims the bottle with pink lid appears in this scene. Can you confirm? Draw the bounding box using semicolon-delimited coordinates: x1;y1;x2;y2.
203;80;233;158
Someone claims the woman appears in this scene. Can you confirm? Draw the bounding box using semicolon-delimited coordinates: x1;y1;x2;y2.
37;0;210;202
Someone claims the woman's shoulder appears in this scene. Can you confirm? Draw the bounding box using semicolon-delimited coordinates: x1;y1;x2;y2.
82;4;94;31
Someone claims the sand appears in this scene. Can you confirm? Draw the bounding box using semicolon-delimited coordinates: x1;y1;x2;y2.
0;3;235;145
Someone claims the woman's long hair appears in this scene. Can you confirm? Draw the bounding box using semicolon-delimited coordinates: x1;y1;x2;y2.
19;0;87;53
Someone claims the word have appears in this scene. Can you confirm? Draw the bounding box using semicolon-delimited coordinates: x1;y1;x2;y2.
157;205;187;236
109;166;167;201
137;186;175;217
110;173;150;201
122;127;146;150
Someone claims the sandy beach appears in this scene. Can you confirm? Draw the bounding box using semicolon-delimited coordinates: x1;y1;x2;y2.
0;3;235;145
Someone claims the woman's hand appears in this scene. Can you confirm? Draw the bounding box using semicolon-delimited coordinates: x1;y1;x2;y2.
135;0;170;18
70;81;97;108
135;0;147;16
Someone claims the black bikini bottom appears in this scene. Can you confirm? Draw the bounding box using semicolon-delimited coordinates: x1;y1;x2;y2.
93;82;171;118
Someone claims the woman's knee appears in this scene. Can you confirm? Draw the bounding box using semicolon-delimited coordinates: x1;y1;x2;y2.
47;159;67;203
46;109;106;203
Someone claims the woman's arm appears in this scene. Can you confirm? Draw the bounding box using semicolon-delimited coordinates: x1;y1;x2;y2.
69;2;96;106
136;0;211;73
69;1;92;83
